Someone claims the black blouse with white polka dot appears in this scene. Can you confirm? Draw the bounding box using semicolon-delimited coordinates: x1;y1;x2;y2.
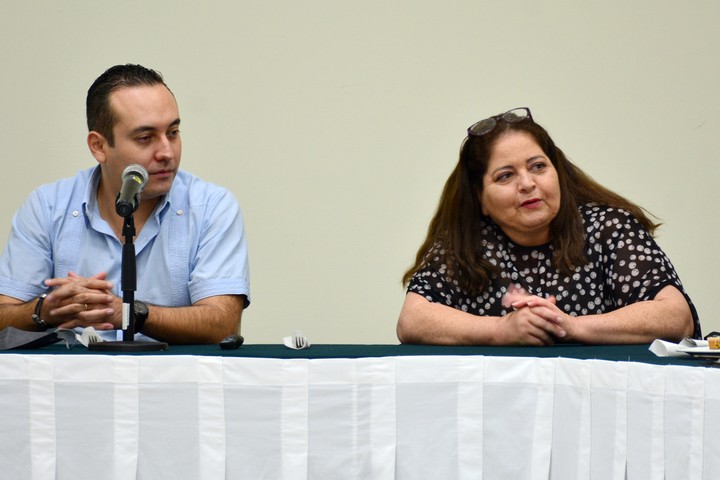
408;204;701;337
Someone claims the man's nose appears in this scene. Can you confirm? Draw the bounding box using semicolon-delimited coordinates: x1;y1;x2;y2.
155;136;173;160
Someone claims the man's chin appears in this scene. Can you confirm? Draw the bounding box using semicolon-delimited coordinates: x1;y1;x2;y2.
145;178;174;196
140;187;171;201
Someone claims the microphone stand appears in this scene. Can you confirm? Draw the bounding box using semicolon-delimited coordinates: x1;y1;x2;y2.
88;211;167;352
121;213;138;342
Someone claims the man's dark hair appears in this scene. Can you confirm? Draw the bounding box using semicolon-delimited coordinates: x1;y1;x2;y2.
86;64;169;146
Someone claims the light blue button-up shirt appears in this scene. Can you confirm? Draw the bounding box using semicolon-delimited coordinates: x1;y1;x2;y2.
0;166;250;340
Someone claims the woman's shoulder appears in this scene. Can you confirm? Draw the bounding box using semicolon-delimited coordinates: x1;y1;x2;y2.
581;202;648;233
580;203;638;224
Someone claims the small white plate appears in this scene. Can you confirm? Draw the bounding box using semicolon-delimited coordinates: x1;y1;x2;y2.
677;346;720;357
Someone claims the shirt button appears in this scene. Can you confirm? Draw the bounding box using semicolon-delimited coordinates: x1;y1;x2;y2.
176;210;183;215
72;211;79;217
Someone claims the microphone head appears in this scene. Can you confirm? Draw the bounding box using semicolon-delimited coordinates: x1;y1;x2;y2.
122;164;149;188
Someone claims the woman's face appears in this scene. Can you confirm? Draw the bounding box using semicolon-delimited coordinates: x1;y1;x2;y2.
480;131;561;246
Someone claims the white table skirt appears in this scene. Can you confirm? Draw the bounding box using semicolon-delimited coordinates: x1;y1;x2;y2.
0;353;718;480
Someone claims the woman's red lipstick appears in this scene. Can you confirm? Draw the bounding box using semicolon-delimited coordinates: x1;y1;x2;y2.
521;198;542;208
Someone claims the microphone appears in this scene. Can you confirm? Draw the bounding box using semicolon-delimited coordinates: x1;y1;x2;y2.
115;164;149;217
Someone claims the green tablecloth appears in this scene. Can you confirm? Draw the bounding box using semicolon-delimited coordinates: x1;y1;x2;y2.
1;341;714;367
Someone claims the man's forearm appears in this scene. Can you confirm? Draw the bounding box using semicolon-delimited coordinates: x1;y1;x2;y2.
139;295;244;344
0;296;43;331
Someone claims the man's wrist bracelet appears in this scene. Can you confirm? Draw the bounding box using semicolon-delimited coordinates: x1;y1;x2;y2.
31;294;49;330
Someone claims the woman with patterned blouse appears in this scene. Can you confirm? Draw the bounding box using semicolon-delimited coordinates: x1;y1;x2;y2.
398;108;699;346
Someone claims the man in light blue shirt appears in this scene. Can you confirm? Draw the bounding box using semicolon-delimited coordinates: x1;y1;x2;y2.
0;64;250;344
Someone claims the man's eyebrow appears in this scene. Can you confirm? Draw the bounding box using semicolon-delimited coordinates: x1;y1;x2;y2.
129;118;181;136
129;125;156;136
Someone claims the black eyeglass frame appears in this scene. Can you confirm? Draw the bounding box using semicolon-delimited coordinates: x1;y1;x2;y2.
467;107;534;137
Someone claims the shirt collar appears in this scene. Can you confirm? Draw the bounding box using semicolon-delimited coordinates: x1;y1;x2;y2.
82;165;173;220
82;166;102;219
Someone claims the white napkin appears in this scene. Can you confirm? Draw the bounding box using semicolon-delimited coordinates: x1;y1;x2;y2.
649;337;707;357
52;328;77;347
283;331;311;350
57;326;105;348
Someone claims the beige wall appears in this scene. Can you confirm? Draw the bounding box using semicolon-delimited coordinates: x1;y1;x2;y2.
1;1;718;343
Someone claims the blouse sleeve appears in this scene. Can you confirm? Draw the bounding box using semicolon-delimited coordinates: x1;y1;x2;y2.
406;244;505;316
589;207;701;337
407;245;455;305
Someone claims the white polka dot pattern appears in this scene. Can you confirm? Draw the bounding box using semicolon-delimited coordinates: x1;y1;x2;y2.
408;204;700;335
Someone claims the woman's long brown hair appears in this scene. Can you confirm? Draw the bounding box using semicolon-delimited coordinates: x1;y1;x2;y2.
402;117;659;295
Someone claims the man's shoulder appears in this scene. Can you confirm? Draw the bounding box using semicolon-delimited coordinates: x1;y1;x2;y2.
170;170;239;216
171;170;239;207
32;167;95;201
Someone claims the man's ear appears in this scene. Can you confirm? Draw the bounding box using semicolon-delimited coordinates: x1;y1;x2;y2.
87;131;108;163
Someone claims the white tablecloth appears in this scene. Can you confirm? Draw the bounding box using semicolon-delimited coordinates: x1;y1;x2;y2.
0;354;718;480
